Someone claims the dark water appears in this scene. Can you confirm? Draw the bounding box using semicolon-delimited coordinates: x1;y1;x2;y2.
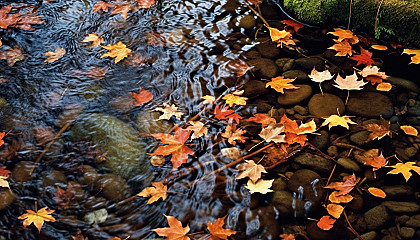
1;0;420;240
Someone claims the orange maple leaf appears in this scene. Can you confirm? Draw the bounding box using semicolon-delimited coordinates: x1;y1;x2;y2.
207;216;237;239
326;204;344;219
221;124;247;145
130;87;153;106
137;181;167;204
82;33;104;48
266;76;299;94
214;105;242;124
328;28;359;44
0;4;43;30
186;121;208;139
324;173;360;196
349;48;374;66
328;191;353;203
110;4;133;19
280;115;316;146
387;162;420;182
44;47;66;63
329;40;353;57
0;5;20;29
152;215;190;240
368;187;386;198
400;125;418;136
364;152;388;171
363;118;391;141
0;166;11;177
267;26;295;47
317;215;336;230
149;125;194;170
281;19;303;33
101;41;132;63
92;1;113;13
0;132;5;148
246;113;276;128
280;233;295;240
53;183;75;209
402;49;420;64
359;65;388;85
18;207;56;232
137;0;156;9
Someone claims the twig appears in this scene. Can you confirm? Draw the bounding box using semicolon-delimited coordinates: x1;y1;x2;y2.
375;0;385;35
243;1;270;27
343;210;364;240
347;0;353;29
332;142;365;152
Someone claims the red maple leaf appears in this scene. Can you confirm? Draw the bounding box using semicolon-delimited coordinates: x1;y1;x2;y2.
149;125;194;170
349;48;374;66
281;19;303;33
214;105;242;124
0;5;20;29
130;87;153;106
324;173;360;196
0;166;11;177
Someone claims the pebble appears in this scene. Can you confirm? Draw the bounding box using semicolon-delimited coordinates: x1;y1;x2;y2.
277;84;312;105
79;165;99;186
387;76;420;93
256;42;280;59
235;15;256;29
364;205;391;230
337;157;362;172
405;214;420;228
247;58;279;78
382;185;414;200
382;201;420;214
353;231;378;240
282;69;309;82
349;131;370;147
243;79;271;97
95;174;131;202
347;92;393;118
399;227;415;239
295;57;325;71
293;105;307;115
41;170;67;187
293;152;334;173
327;145;339;157
287;169;326;202
275;58;295;71
271;190;306;217
272;177;288;191
0;189;17;210
404;146;417;158
308;93;345;117
308;130;329;150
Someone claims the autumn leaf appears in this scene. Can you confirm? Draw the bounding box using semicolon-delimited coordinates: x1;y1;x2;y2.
236;160;267;183
110;4;133;19
334;72;366;91
92;1;113;13
371;45;388;51
308;68;334;83
328;28;358;44
359;65;388;85
137;0;156;9
0;5;20;29
324;173;360;196
317;215;336;230
137;182;167;204
221;124;247;145
101;41;131;63
328;40;353;57
0;46;25;66
18;207;56;232
245;113;276;128
214;105;242;124
0;4;43;30
368;187;386;198
349;48;374;66
328;191;353;203
207;216;236;239
152;215;190;240
281;19;303;33
245;179;274;194
44;47;66;63
364;152;388;171
326;204;344;219
225;59;251;77
149;125;193;170
155;103;183;120
202;95;215;105
280;115;316;146
321;114;356;130
376;82;392;91
402;49;420;64
387;162;420;182
0;132;5;148
222;93;248;107
186;121;208;139
82;33;104;48
130;87;153;106
0;176;10;189
53;184;76;209
84;66;109;80
266;76;299;94
72;230;88;240
364;118;391;141
400;125;418;136
246;0;263;6
280;233;295;240
267;26;295;47
0;166;11;177
258;123;286;143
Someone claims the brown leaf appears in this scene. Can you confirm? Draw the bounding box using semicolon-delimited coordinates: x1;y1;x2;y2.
0;46;25;66
72;230;88;240
328;28;358;44
400;125;418;136
326;204;344;219
324;173;360;196
221;124;247;145
0;5;20;29
328;40;353;57
82;33;104;48
53;183;76;209
44;47;66;63
207;216;237;239
92;1;113;13
84;66;108;80
328;191;353;203
110;4;133;19
236;160;267;183
281;19;303;33
364;118;391;141
363;152;387;171
245;113;276;128
185;121;208;139
152;215;190;240
137;0;156;9
33;125;55;145
130;87;153;107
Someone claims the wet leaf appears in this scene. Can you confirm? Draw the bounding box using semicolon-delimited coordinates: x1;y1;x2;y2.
364;118;391;141
246;113;276;128
138;182;167;204
202;95;215;105
328;191;353;203
92;1;113;13
364;152;388;171
334;72;366;90
328;28;358;44
110;4;133;19
101;41;131;63
321;114;356;130
245;179;274;194
349;48;374;66
371;45;387;50
0;78;8;83
222;93;248;107
0;166;11;177
53;183;75;209
0;4;43;30
137;0;156;9
0;5;20;29
236;160;267;183
0;46;25;66
18;207;56;232
82;33;104;48
226;59;251;77
402;49;420;64
308;68;334;83
207;215;237;239
259;123;286;143
246;0;263;6
152;215;190;240
266;76;299;94
281;19;303;32
214;105;242;124
221;124;247;145
326;204;344;219
387;162;420;182
328;40;353;57
155;103;183;120
317;215;335;230
44;47;66;63
280;233;295;240
280;115;316;146
33;125;55;145
72;230;88;240
84;66;108;80
324;173;360;196
368;187;386;198
400;125;418;136
359;65;388;85
0;132;5;148
376;82;392;91
185;121;208;139
267;26;295;47
0;176;10;189
130;87;153;107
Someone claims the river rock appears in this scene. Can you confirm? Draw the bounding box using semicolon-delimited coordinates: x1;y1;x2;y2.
235;15;256;29
10;161;36;182
382;185;414;200
287;169;326;202
42;170;67;187
349;131;370;147
293;152;335;173
400;227;415;239
387;76;420;93
337;157;362;172
272;177;288;191
95;174;131;202
347;92;393;118
382;201;420;214
0;189;17;210
0;97;6;108
282;70;309;81
275;58;295;71
353;231;379;240
243;79;271;97
308;93;345;117
79;165;99;186
277;84;312;105
364;205;391;230
256;42;280;59
271;190;306;217
136;111;173;134
247;58;279;78
84;208;108;225
405;214;420;228
70;113;149;179
295;57;325;71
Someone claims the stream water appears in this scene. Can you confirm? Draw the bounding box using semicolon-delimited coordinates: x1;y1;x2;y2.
1;0;420;240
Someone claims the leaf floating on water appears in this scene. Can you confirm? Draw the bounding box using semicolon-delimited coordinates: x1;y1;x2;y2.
328;28;359;44
364;152;388;171
267;26;295;47
360;65;388;85
246;113;276;128
137;0;156;9
371;45;388;50
334;72;366;90
18;207;56;233
326;204;344;219
185;121;208;139
82;33;104;48
368;187;386;198
0;176;10;189
387;162;420;182
321;114;356;130
101;41;131;63
130;87;153;107
221;124;248;146
0;46;25;66
329;39;354;57
400;125;418;136
364;118;392;141
280;233;296;240
349;48;374;66
317;215;336;230
259;123;286;143
245;179;274;194
92;1;113;13
281;19;303;33
152;215;191;240
308;68;334;83
376;82;392;91
328;191;353;203
0;166;11;177
154;103;183;120
207;215;237;239
324;173;360;196
266;76;299;94
137;182;167;204
222;93;248;107
402;49;420;64
110;4;133;19
202;95;215;105
0;132;5;148
236;160;267;183
44;47;66;63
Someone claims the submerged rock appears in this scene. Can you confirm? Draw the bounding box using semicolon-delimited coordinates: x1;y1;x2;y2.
287;169;326;202
308;93;345;117
347;92;393;118
247;58;279;78
364;205;391;230
293;152;334;173
70;113;149;179
0;189;17;210
277;84;312;106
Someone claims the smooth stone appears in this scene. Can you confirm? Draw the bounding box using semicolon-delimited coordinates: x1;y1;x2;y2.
277;84;312;105
293;105;307;115
364;205;391;230
271;190;306;217
95;174;131;202
237;206;281;239
287;169;326;202
353;231;379;240
295;57;325;71
136;111;173;134
247;58;279;78
382;185;414;200
349;131;370;147
404;147;417;158
235;15;256;29
405;214;420;228
0;189;17;210
84;208;108;225
347;92;393;118
275;58;295;71
387;76;420;93
308;130;329;150
407;106;420;116
272;177;288;191
0;97;6;108
56;104;84;128
308;93;345;117
243;79;271;97
293;152;335;173
337;157;362;172
70;113;149;179
382;201;420;214
10;161;36;182
256;42;281;59
282;69;309;81
42;170;67;187
400;227;415;239
79;165;99;186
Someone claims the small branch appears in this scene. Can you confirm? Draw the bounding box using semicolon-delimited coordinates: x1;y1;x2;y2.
375;0;385;34
347;0;353;29
332;142;365;152
243;1;270;27
343;210;364;240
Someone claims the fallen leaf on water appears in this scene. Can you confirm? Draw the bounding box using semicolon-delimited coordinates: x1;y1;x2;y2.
334;72;366;90
150;155;165;166
185;121;208;139
152;215;190;240
387;162;420;182
359;65;388;85
328;28;358;44
222;93;248;107
53;183;75;209
0;132;5;148
0;5;20;29
130;87;153;107
317;215;336;230
246;113;276;128
308;68;334;83
137;182;167;204
214;105;242;124
349;48;374;66
328;191;353;203
0;46;25;66
92;1;113;13
0;176;10;189
0;78;8;83
371;45;388;50
400;125;418;136
72;230;88;240
258;123;286;143
33;125;55;145
376;82;392;91
137;0;156;8
321;114;356;130
328;39;353;57
368;187;386;198
364;152;388;171
101;41;131;63
402;49;420;64
44;47;66;63
266;76;298;94
326;204;344;219
207;215;237;239
0;166;11;177
84;66;108;80
324;173;360;196
236;160;267;183
246;0;263;6
82;33;104;48
154;103;183;120
364;118;391;141
221;124;247;145
110;4;133;19
220;147;242;160
18;207;56;232
267;26;295;47
281;19;303;32
245;179;274;194
202;95;215;105
280;233;295;240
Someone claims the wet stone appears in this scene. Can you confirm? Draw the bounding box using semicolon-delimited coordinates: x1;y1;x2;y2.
136;111;173;134
95;174;131;202
308;93;345;117
282;69;309;82
275;58;295;71
364;205;391;230
349;131;370;147
337;157;362;172
84;208;108;225
382;185;414;200
387;76;420;93
399;227;415;239
353;231;379;240
287;169;326;202
247;58;279;78
295;57;325;71
42;170;67;187
277;84;312;106
309;130;329;150
382;201;420;214
293;152;335;173
405;214;420;228
271;190;306;217
0;189;18;210
272;177;287;191
347;92;393;118
243;79;271;97
256;42;280;59
234;15;256;29
78;165;99;186
10;161;36;183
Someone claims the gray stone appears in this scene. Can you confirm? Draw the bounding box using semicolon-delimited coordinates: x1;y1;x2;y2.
277;84;312;105
337;157;362;172
282;70;309;81
399;227;415;239
256;42;281;59
382;185;414;200
308;93;345;117
288;169;326;202
293;152;335;172
364;205;391;230
271;190;306;217
70;113;149;179
0;189;17;210
353;231;379;240
382;201;420;214
405;214;420;228
247;58;279;78
309;130;329;150
387;77;420;93
295;57;325;71
236;15;256;29
347;92;393;118
350;131;370;147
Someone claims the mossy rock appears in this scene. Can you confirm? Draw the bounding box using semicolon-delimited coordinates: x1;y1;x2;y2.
282;0;420;47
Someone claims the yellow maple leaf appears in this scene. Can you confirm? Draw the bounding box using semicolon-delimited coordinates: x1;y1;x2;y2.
137;182;167;204
236;160;267;183
154;103;183;120
402;49;420;64
222;93;248;107
321;114;356;129
0;176;10;189
101;41;131;63
245;179;274;194
186;121;208;139
400;125;418;136
18;207;56;232
328;28;359;44
266;76;299;94
82;33;104;47
387;162;420;182
202;95;215;105
44;47;66;63
221;124;247;145
266;26;295;47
